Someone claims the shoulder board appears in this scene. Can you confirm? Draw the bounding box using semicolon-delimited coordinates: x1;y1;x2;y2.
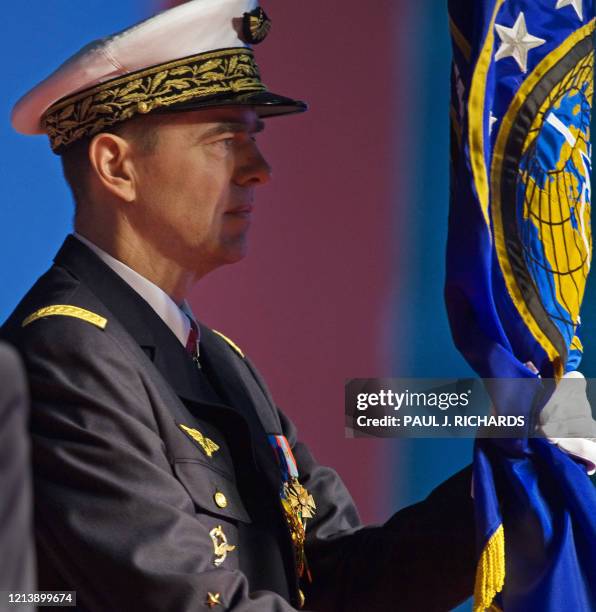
212;329;245;358
22;305;107;330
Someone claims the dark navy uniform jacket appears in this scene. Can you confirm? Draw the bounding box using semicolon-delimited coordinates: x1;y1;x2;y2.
2;236;475;611
0;342;36;609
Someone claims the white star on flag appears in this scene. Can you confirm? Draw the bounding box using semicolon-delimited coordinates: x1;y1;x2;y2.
495;12;546;73
556;0;583;20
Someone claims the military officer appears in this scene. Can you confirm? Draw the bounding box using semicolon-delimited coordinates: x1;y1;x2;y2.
2;1;476;610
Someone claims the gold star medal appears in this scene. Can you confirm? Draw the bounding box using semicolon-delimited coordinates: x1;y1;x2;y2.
285;479;316;520
268;435;316;582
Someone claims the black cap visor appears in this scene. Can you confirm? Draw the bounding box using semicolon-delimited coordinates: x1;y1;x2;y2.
155;90;307;118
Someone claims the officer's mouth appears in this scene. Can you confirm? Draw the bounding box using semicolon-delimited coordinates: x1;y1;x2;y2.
225;204;254;218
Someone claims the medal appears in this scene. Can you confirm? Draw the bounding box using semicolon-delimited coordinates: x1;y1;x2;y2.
268;435;316;584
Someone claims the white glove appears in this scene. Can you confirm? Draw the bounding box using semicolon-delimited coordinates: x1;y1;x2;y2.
538;371;596;475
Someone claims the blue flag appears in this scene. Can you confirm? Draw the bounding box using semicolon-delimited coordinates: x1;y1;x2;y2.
447;1;596;609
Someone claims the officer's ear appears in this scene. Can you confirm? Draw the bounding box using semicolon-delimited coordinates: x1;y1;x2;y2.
88;131;137;203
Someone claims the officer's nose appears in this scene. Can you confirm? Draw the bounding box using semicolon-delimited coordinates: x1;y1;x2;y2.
236;142;272;187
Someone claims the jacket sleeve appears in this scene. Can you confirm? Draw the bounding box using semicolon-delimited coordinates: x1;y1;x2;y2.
18;319;301;612
0;342;36;603
277;409;476;612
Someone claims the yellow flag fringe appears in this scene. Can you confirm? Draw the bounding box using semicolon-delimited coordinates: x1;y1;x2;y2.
473;524;505;612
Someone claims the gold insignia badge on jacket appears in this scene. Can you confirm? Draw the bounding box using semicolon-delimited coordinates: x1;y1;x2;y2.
178;424;219;458
205;591;222;608
209;525;236;567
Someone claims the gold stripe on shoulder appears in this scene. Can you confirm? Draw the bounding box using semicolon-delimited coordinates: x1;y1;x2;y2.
212;329;245;358
22;305;107;330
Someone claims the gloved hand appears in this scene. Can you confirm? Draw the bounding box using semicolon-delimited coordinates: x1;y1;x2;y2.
538;371;596;475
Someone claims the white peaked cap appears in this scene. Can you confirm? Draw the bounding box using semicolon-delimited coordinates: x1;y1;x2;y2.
11;0;306;153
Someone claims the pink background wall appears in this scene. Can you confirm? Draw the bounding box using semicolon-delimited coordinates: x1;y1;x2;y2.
162;0;404;522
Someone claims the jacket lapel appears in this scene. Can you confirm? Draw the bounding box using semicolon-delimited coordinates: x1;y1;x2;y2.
199;326;284;489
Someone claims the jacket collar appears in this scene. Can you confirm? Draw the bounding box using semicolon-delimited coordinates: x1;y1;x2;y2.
54;235;208;405
74;232;193;347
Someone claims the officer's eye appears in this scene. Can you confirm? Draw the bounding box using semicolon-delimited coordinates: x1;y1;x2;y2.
209;132;253;153
207;137;236;155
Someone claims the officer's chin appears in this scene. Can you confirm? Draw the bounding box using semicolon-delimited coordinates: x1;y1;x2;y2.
219;237;250;267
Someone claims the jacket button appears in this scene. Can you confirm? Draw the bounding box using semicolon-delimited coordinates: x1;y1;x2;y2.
214;491;228;508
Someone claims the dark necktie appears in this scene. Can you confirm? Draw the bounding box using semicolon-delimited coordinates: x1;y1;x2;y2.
185;318;201;368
